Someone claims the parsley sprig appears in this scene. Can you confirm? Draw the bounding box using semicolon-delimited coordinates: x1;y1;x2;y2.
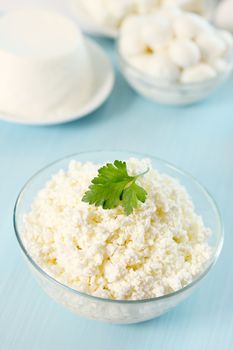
82;160;149;215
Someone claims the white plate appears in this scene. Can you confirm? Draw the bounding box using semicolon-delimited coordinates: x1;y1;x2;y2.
0;39;115;125
69;0;118;39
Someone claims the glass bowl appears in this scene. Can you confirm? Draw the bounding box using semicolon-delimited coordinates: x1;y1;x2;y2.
117;43;233;106
14;150;223;324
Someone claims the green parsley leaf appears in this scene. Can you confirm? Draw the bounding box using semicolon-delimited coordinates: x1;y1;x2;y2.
82;160;148;215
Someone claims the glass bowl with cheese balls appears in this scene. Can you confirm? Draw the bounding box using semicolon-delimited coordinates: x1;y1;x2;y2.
117;8;233;105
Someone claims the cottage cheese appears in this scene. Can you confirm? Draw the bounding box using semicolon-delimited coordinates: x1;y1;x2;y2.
119;10;233;84
23;158;212;300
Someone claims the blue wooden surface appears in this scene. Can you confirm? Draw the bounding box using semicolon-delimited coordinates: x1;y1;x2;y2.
0;37;233;350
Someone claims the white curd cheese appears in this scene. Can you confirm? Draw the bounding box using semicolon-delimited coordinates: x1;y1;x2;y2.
23;158;212;300
0;10;93;120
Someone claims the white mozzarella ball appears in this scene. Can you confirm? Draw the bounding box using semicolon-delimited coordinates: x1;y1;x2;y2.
177;0;203;13
209;58;229;73
160;5;182;19
141;14;173;49
169;39;201;68
173;13;212;39
120;15;145;37
218;30;233;58
120;34;145;56
148;55;180;82
128;52;180;82
130;54;156;74
196;32;226;60
106;0;133;18
181;63;216;83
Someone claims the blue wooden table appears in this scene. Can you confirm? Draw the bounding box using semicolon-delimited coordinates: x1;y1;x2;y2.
0;36;233;350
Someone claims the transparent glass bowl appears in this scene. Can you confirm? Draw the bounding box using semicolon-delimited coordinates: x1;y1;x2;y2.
117;44;233;106
14;150;223;324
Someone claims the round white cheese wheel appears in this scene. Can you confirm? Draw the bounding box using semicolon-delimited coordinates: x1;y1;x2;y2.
0;10;93;119
181;63;216;83
169;39;201;68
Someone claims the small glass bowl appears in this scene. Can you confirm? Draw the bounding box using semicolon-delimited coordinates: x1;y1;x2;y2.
14;150;223;324
117;43;233;105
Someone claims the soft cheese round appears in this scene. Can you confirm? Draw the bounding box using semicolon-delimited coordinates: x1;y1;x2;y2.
0;10;93;120
23;158;212;300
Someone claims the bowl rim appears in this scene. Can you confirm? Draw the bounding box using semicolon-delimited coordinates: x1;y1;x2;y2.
116;38;233;89
14;149;224;304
